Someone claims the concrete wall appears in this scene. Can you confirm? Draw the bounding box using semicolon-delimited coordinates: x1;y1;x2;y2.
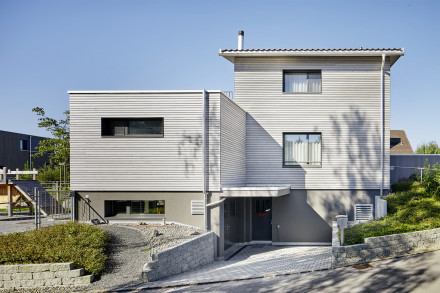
333;227;440;267
272;189;379;244
76;191;204;229
0;262;93;289
142;231;216;282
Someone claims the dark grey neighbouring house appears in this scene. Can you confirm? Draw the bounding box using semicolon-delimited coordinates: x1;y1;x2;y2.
69;32;404;258
0;130;49;170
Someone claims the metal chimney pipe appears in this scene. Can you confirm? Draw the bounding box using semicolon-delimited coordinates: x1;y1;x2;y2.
238;30;244;50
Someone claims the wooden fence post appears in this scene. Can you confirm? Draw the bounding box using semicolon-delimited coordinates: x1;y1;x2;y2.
32;168;37;180
7;185;13;217
15;168;19;180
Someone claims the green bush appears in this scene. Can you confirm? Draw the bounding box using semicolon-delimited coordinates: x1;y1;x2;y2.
344;181;440;245
391;181;413;193
0;222;109;275
37;164;63;182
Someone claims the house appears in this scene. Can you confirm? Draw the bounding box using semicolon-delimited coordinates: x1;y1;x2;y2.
390;130;414;154
0;130;49;170
69;32;404;258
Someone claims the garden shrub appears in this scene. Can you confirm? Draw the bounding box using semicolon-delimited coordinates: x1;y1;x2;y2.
391;181;413;193
0;222;109;275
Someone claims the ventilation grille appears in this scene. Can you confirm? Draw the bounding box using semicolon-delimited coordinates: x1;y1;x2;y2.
191;200;205;215
354;204;373;222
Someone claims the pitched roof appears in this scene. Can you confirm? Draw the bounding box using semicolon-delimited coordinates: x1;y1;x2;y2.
390;130;414;154
219;48;404;65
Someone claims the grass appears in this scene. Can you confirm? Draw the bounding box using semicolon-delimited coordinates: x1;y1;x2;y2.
344;182;440;245
0;222;109;275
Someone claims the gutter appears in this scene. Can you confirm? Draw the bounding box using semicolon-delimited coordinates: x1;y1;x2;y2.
380;54;386;196
202;89;209;232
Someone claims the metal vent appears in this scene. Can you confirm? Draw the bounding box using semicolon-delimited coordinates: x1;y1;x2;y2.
191;200;205;215
354;204;373;222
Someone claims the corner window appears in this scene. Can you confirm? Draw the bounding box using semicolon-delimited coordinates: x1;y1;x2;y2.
283;71;321;93
20;139;28;151
101;118;164;137
283;133;322;167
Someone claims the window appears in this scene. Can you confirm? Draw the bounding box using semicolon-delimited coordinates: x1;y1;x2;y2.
101;118;164;137
283;71;321;93
283;133;322;167
20;139;28;151
104;200;165;217
390;138;401;148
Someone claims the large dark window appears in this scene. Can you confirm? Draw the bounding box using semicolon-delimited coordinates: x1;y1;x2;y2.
283;133;322;167
20;139;28;151
101;118;164;137
283;71;322;93
104;200;165;217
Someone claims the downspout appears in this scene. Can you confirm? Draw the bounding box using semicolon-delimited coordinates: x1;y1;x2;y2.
29;135;32;168
202;89;209;232
380;54;386;197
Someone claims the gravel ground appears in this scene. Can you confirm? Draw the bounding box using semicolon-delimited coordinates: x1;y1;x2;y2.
0;222;203;293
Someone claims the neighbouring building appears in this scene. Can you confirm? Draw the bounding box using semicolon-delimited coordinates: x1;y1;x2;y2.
0;130;49;170
390;130;414;154
70;32;404;258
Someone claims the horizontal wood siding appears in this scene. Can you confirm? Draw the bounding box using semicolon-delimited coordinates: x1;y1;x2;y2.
220;94;247;186
207;92;221;191
234;56;391;190
70;92;209;191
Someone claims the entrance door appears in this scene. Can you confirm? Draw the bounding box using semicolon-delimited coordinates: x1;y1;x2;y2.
224;198;241;250
252;198;272;241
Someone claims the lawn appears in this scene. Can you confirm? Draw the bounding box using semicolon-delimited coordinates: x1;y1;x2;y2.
344;180;440;245
0;222;109;275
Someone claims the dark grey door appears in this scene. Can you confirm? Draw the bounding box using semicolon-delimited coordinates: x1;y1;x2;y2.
224;198;240;250
252;198;272;241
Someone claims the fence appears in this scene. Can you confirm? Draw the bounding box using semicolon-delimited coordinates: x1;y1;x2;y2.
390;154;440;184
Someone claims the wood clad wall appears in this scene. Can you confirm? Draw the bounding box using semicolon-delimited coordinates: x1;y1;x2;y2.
70;92;206;191
220;94;247;186
234;56;391;190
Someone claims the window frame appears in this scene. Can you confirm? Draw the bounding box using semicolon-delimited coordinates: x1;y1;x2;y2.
282;132;322;168
101;117;164;138
283;70;322;94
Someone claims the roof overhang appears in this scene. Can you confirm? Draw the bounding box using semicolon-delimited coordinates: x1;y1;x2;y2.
219;49;404;67
221;185;291;198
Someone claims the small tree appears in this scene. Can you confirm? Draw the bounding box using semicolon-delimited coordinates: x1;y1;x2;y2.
416;141;440;154
32;107;70;180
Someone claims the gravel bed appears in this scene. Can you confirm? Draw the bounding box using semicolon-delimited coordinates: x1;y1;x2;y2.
0;223;203;292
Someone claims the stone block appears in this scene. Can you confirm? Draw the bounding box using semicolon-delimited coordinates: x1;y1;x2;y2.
0;274;11;281
0;265;19;274
45;278;62;286
20;279;45;288
33;271;55;280
55;268;84;278
18;264;50;273
49;263;74;272
3;280;21;289
11;273;33;280
73;274;94;285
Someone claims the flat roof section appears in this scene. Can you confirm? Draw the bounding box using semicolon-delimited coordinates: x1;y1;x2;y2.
221;185;291;198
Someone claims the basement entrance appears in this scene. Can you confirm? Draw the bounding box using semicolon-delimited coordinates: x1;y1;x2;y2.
252;198;272;241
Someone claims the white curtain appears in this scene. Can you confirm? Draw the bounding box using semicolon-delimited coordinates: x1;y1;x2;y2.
284;72;321;93
285;134;321;166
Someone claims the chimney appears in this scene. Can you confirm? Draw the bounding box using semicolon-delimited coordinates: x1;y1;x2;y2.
238;30;244;50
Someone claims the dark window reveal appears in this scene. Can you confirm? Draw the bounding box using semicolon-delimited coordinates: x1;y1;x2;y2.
20;139;28;151
101;118;164;137
104;200;165;217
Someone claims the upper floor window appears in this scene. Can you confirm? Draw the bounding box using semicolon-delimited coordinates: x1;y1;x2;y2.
102;118;164;137
283;71;321;93
283;133;322;167
20;139;28;151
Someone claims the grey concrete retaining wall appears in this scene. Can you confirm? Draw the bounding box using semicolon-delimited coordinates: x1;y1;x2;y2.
0;262;93;289
142;231;216;282
332;224;440;267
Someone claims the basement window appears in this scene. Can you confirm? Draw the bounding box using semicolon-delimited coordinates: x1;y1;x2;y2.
104;200;165;217
101;118;164;137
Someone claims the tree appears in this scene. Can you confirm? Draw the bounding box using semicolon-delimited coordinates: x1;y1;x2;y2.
416;141;440;154
32;107;70;167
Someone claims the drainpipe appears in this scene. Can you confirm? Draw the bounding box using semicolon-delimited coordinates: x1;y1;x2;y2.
202;89;209;232
380;54;386;197
29;135;32;168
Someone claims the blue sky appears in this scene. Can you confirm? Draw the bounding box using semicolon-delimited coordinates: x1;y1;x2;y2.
0;0;439;149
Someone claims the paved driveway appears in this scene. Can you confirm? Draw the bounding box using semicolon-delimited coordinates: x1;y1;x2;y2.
133;245;332;289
